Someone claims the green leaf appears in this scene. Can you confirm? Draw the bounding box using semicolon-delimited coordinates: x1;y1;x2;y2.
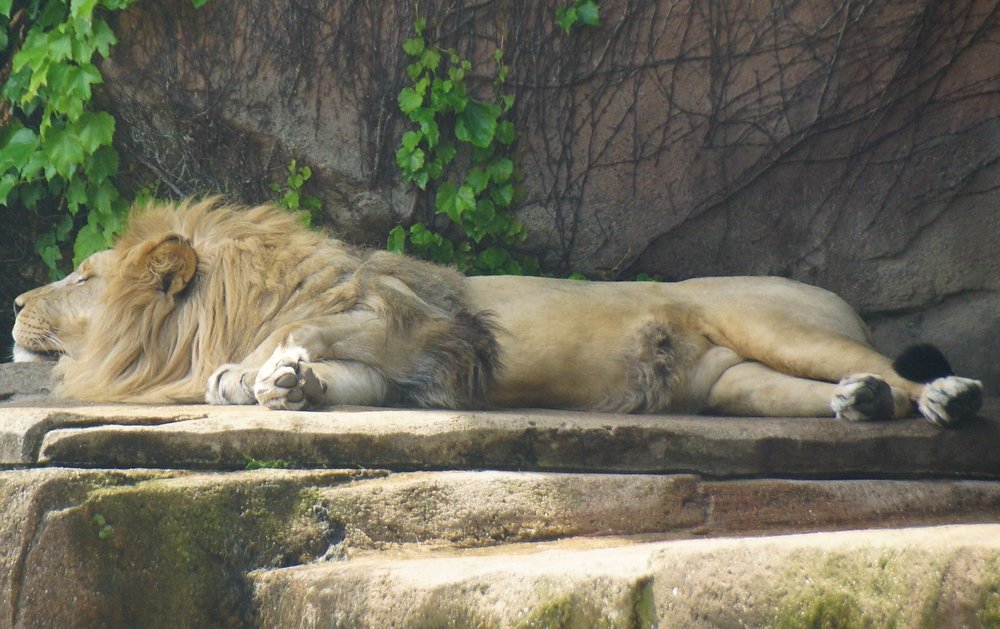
386;225;406;253
73;221;109;266
42;126;84;178
0;0;12;18
455;185;476;215
0;173;16;205
47;63;102;121
54;212;74;240
85;145;119;181
401;130;421;151
398;86;423;114
47;28;74;63
435;182;457;217
89;17;117;58
420;48;441;72
487;158;514;183
37;234;63;274
455;101;498;149
19;180;44;208
66;175;88;213
436;141;456;167
190;0;210;7
577;0;600;26
491;182;514;208
71;0;99;22
0;127;39;172
495;120;516;145
395;145;425;175
476;246;509;271
402;36;424;57
555;6;577;34
72;111;115;152
466;167;489;194
92;177;118;215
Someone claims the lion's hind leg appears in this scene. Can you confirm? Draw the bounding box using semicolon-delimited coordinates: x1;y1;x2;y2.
705;362;842;417
705;362;914;421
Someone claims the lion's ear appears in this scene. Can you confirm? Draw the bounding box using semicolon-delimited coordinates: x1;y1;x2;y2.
140;234;198;295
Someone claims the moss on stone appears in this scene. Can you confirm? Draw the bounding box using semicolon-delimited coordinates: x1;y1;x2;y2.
978;559;1000;629
67;472;345;628
766;549;957;629
516;594;574;629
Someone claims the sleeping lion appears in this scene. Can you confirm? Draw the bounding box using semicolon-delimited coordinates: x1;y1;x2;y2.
11;198;982;426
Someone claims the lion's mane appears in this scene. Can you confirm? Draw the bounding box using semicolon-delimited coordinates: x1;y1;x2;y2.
55;197;500;406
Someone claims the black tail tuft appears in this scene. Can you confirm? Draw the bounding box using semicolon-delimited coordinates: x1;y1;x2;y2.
893;343;954;383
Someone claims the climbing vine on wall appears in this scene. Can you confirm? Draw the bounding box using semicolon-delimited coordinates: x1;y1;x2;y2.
0;0;206;277
389;17;534;275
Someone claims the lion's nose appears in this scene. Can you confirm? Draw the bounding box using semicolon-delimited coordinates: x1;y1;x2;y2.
13;297;24;317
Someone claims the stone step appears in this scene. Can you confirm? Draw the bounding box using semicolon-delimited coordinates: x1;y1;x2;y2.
2;363;999;627
252;524;1000;628
3;467;1000;626
2;399;999;478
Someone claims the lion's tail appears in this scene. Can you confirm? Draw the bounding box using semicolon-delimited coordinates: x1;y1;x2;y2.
398;310;502;409
893;343;955;383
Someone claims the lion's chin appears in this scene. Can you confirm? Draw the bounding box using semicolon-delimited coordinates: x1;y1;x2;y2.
12;343;62;363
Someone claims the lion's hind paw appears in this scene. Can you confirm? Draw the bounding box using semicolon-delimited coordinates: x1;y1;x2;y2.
832;374;894;422
918;376;982;428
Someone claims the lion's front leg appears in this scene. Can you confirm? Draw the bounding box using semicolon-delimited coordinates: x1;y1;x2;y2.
212;342;393;410
206;364;257;405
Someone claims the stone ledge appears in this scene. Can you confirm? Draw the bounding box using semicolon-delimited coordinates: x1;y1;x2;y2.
3;468;999;627
252;524;1000;628
1;399;997;478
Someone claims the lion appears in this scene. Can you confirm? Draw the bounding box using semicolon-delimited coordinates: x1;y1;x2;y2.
12;198;983;427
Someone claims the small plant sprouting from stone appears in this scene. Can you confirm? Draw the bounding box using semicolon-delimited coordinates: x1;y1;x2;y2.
92;513;113;539
271;159;323;227
242;454;293;470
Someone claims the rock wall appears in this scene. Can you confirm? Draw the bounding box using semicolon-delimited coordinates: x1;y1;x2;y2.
96;0;999;389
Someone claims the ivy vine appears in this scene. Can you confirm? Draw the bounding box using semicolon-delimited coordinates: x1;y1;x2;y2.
0;0;205;278
389;17;533;275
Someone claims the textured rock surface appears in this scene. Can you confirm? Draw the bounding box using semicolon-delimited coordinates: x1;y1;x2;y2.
1;363;999;627
91;0;1000;389
253;525;1000;628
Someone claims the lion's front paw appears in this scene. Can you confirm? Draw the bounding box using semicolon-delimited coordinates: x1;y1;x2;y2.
832;374;894;422
918;376;982;428
206;364;256;405
253;346;326;411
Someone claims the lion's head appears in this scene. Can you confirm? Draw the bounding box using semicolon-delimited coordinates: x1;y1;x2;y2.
12;197;357;403
13;250;115;363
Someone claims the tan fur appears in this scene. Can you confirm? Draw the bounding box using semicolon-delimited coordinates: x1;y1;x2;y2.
12;199;982;425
